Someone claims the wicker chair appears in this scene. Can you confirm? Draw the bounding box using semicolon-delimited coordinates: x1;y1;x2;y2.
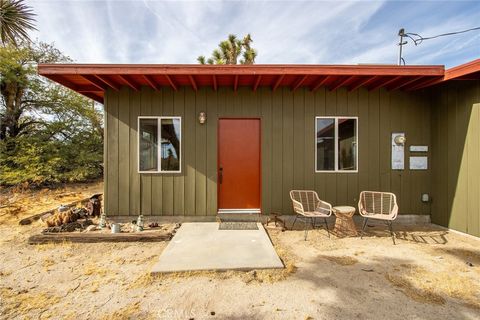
358;191;398;244
289;190;332;240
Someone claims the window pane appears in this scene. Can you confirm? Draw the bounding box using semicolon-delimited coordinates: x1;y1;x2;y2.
161;118;181;171
338;118;357;170
316;118;335;171
139;118;158;171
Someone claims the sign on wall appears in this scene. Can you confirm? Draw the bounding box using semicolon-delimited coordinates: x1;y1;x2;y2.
410;156;428;170
410;145;428;152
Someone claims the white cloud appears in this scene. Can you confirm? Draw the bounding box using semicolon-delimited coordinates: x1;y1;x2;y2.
29;0;480;67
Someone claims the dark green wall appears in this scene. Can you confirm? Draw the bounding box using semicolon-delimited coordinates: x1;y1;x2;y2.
104;86;433;217
431;80;480;237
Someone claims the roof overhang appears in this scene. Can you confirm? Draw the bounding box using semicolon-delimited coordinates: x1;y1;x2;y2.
38;64;446;103
445;58;480;81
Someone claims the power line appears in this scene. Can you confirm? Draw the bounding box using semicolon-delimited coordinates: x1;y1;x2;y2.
405;27;480;45
397;26;480;65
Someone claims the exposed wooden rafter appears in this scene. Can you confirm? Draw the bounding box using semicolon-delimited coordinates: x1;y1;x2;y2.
79;75;106;91
94;75;120;91
272;74;285;92
253;75;262;92
142;75;160;91
388;76;424;91
368;76;402;91
118;75;140;91
188;75;198;91
77;91;103;103
233;75;239;93
212;75;217;91
406;76;444;91
311;75;331;92
76;85;103;92
328;75;355;91
348;76;380;92
164;75;177;91
292;75;308;91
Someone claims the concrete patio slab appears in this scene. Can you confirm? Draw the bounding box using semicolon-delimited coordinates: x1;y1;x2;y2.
151;222;284;273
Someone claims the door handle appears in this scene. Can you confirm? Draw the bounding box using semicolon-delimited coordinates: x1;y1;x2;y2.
219;167;223;184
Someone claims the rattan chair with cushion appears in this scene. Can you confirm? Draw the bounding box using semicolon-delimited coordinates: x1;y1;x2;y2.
289;190;332;240
358;191;399;244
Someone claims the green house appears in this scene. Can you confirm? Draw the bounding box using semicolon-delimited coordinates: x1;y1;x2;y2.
38;60;480;237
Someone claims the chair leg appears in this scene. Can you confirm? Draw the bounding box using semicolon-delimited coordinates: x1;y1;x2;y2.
311;217;316;229
361;218;368;239
304;217;308;241
388;221;396;245
292;215;298;230
324;218;330;239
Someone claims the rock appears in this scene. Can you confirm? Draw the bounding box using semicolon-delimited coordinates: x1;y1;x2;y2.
85;225;97;232
58;205;70;212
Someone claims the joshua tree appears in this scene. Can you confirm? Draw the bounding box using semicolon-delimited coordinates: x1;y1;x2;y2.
197;34;257;65
0;0;36;45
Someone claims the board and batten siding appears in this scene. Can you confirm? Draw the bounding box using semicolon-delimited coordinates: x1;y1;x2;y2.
104;86;432;217
430;81;480;237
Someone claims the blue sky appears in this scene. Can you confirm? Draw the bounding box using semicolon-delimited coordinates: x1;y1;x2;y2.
30;0;480;67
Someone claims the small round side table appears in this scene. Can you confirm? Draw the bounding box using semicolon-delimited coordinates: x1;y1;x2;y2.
333;206;358;237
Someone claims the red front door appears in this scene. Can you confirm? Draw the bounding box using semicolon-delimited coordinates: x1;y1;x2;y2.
218;119;261;212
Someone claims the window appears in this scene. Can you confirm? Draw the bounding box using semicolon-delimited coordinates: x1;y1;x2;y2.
138;117;181;173
315;117;357;172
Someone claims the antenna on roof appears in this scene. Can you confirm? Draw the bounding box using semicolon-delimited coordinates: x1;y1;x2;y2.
397;28;407;66
397;26;480;66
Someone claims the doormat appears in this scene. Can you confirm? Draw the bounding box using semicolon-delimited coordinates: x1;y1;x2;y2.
219;222;259;230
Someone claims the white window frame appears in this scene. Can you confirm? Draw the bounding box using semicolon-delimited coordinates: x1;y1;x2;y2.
315;116;358;173
137;116;182;174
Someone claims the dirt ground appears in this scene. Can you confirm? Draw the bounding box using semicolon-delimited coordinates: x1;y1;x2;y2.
1;182;480;320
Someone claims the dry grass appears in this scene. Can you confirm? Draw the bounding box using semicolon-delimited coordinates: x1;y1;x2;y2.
320;255;359;266
84;263;109;277
0;287;61;317
127;272;156;289
34;240;73;252
42;258;55;270
98;301;155;320
386;264;480;309
0;270;12;277
90;281;100;293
